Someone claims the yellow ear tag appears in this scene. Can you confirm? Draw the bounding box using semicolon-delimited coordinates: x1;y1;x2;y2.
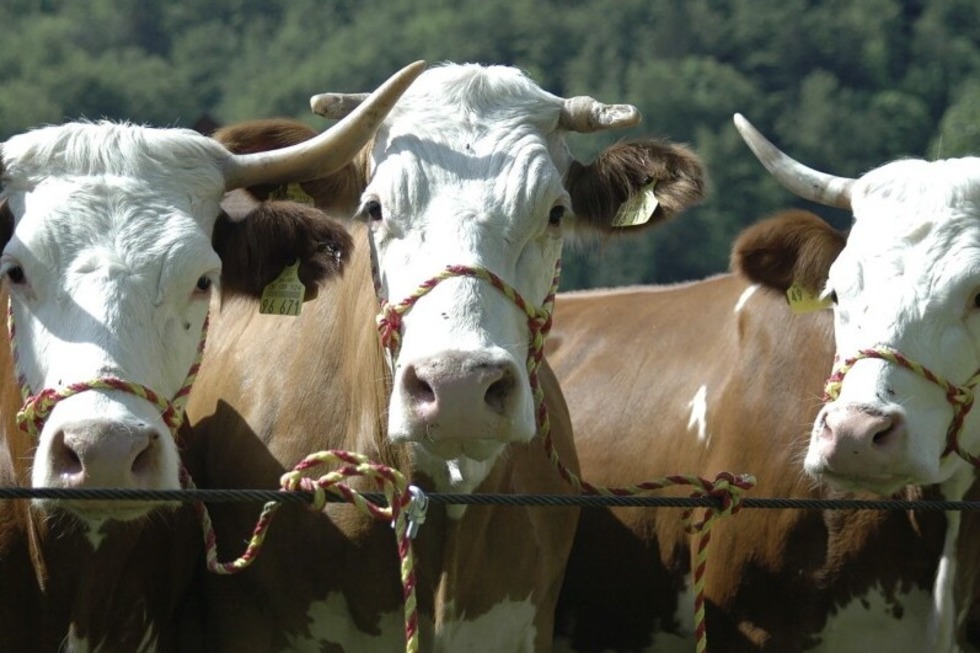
611;182;659;228
269;183;315;206
786;281;833;314
260;261;305;316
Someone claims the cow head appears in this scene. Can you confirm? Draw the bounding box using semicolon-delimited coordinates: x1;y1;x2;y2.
735;113;980;494
0;61;422;522
305;63;705;491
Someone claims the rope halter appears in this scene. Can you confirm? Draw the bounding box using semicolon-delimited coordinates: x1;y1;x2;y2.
823;344;980;467
7;302;207;441
376;262;560;412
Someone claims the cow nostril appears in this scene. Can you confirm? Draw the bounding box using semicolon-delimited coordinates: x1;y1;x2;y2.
50;431;84;477
404;365;436;404
485;372;515;414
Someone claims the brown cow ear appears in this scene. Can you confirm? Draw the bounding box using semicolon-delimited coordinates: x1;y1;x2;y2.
731;209;846;295
566;140;706;234
212;201;353;301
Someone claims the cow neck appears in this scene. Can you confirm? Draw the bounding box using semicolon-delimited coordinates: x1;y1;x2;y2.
824;345;980;467
6;299;207;450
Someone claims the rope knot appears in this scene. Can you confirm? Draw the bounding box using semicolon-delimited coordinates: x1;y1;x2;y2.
377;302;404;351
685;472;756;533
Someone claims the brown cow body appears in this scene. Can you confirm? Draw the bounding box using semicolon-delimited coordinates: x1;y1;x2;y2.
184;62;706;652
549;211;979;652
186;223;579;651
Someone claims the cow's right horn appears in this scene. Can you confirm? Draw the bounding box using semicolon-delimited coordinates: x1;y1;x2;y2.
222;61;425;190
733;113;853;210
310;93;370;120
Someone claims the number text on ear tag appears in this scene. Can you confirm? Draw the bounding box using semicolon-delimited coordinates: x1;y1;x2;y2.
611;182;659;228
260;261;305;316
786;281;832;314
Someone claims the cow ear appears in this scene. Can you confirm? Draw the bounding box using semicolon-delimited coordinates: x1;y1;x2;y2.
566;140;706;234
214;118;363;214
0;200;12;250
212;201;353;301
731;209;846;295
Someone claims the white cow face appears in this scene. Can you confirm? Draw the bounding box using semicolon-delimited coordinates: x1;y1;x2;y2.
2;126;225;521
809;159;980;493
734;113;980;493
303;63;704;493
361;66;572;488
0;61;422;521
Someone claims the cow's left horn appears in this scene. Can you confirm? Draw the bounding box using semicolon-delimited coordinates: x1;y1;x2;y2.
222;61;425;190
733;113;853;210
558;96;641;133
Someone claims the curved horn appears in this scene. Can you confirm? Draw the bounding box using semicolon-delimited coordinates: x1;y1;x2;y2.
558;96;641;133
222;61;425;190
733;113;853;210
310;92;370;120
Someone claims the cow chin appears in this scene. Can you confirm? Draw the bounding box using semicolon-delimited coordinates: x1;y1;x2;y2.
418;438;506;463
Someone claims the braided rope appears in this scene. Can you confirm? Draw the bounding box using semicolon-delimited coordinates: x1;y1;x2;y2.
376;260;753;653
192;450;424;653
7;301;207;439
823;345;980;467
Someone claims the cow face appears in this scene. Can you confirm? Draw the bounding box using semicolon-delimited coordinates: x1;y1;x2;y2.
308;64;705;491
735;114;980;494
0;62;421;522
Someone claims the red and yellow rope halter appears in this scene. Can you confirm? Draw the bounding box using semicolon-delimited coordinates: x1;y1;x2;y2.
7;302;207;440
823;344;980;467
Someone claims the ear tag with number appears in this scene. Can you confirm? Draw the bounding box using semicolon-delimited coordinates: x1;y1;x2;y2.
260;261;305;316
786;281;833;314
611;182;659;228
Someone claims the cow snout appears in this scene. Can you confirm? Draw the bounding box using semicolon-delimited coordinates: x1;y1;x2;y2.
49;419;164;489
812;403;907;476
403;352;520;422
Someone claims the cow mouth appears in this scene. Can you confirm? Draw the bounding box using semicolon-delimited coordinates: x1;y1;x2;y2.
417;438;505;462
36;498;175;524
810;468;915;496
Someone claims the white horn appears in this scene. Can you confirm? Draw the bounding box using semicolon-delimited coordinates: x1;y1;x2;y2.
222;61;425;190
733;113;853;210
558;96;641;133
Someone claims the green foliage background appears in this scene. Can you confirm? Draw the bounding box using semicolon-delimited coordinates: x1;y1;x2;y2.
2;0;978;289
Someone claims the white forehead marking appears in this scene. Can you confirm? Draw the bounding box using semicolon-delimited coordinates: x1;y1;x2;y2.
687;385;710;445
734;284;759;313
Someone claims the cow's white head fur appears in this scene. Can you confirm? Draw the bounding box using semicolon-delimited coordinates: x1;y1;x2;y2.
736;113;980;494
0;62;422;522
306;64;706;494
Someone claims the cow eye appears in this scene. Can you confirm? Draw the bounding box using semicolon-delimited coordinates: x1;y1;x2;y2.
974;293;980;309
6;265;25;285
364;200;383;222
828;290;838;304
195;276;213;293
548;205;565;226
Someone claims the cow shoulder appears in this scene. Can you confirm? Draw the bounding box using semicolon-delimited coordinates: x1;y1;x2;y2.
566;140;706;233
731;209;845;295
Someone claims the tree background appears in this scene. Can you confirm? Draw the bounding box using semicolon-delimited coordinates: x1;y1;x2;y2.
2;0;978;289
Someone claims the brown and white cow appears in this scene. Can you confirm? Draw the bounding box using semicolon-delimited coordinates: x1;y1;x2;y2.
0;62;421;652
549;209;980;652
183;62;705;651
